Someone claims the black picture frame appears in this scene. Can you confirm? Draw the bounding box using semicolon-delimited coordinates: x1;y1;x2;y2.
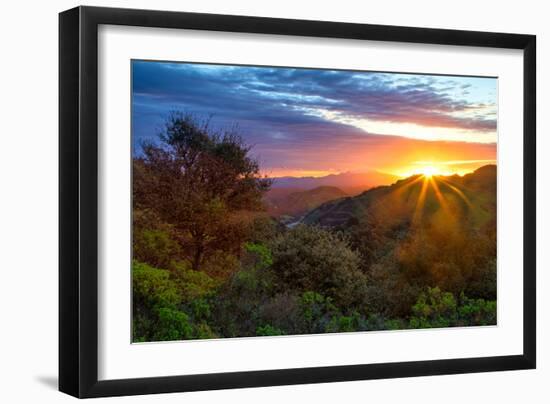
59;5;536;398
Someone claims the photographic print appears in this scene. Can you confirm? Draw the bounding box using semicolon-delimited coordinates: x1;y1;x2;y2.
131;60;497;342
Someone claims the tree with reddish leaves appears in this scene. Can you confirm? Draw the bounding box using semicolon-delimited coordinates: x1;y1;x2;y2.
133;112;271;272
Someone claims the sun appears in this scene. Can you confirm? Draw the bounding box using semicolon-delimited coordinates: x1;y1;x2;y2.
419;166;439;178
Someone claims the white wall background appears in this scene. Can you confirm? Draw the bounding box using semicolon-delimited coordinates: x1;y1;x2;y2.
0;0;546;402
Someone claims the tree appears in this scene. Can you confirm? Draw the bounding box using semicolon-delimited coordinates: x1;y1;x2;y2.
133;113;271;271
269;225;367;309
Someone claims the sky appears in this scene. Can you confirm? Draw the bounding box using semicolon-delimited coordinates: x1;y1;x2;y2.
132;60;497;178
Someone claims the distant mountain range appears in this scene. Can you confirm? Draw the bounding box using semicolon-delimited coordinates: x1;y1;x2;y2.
271;171;400;195
264;186;348;220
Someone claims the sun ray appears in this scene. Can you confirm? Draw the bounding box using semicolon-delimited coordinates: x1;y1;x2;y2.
429;177;443;205
412;176;430;225
393;175;424;200
429;176;450;215
439;178;473;208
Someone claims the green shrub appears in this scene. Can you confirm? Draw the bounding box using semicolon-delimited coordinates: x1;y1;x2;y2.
325;312;362;333
132;261;221;341
299;291;338;334
132;261;180;309
193;322;218;339
171;261;219;302
457;293;497;326
270;225;367;309
409;287;496;329
256;324;285;336
152;307;193;341
244;242;273;269
132;209;181;269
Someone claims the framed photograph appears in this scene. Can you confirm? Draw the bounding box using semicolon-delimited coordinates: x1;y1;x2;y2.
59;6;536;398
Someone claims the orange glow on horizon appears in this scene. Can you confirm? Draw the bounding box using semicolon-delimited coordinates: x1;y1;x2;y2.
390;159;495;179
263;160;495;182
418;166;440;178
256;133;495;183
261;169;341;178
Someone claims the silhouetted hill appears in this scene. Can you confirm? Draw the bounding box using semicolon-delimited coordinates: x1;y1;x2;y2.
265;186;347;219
303;165;496;230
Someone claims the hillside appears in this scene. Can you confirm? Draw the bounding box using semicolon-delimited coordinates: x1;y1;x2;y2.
265;186;347;219
303;165;496;230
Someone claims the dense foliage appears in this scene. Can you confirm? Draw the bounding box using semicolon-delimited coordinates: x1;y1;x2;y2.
132;114;497;341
